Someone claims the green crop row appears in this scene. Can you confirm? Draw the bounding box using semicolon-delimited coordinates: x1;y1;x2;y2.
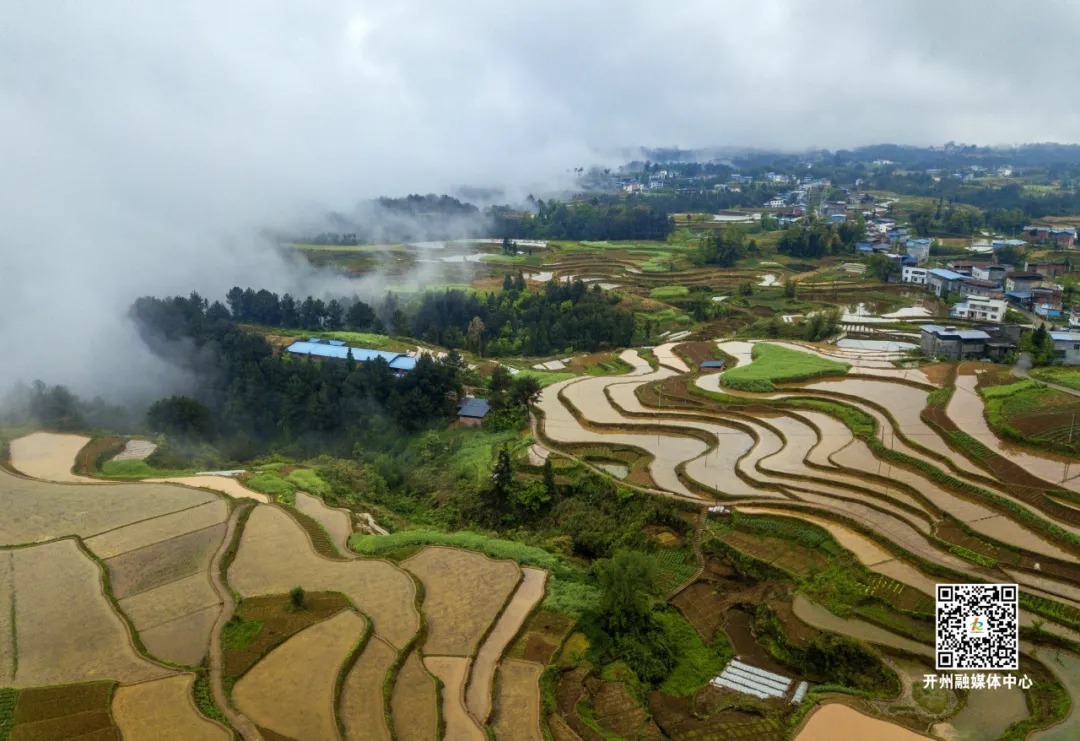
948;544;997;568
867;438;1080;551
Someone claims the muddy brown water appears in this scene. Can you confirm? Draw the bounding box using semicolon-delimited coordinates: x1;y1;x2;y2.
792;595;932;658
798;703;928;741
932;678;1028;741
951;375;1080;491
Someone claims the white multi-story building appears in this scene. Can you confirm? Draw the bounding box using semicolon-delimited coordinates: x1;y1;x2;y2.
901;266;928;285
950;296;1006;323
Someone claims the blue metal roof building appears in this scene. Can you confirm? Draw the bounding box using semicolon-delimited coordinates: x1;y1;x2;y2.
458;398;491;419
928;268;966;281
285;339;418;372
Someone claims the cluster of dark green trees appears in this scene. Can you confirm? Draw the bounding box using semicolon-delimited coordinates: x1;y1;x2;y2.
410;279;635;356
130;293;465;458
220;279;634;358
491;200;673;241
777;220;864;258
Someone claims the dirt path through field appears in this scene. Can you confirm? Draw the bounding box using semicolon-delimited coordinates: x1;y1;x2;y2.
466;567;547;723
206;504;263;740
8;432;92;482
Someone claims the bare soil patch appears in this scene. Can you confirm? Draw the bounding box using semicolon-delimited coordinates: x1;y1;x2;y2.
467;567;547;722
8;432;91;482
425;656;485;741
112;674;230;740
138;605;220;667
508;609;576;665
228;505;418;648
588;678;653;739
11;539;171;687
402;546;521;656
650;686;786;740
340;635;395;741
391;651;439;741
105;523;226;599
0;468;217;546
86;500;228;559
492;659;544;741
295;491;352;556
233;609;366;741
13;681;114;723
223;591;351;679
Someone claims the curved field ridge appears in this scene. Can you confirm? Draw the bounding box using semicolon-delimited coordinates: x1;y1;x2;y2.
0;467;218;546
8;432;91;482
9;539;173;687
118;573;221;666
85;500;228;559
467;567;547;723
793;595;932;658
150;475;270;503
425;656;485;741
796;702;925;740
340;634;395;741
228;504;418;648
113;674;231;740
492;658;544;741
295;491;353;556
402;546;522;656
233;609;365;741
391;651;439;741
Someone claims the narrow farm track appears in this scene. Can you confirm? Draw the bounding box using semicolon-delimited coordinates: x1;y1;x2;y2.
207;504;263;741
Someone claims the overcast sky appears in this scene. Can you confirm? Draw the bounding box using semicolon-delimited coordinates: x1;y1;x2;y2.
1;0;1076;398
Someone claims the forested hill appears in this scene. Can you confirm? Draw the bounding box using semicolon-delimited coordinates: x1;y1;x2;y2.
129;293;464;458
216;280;635;357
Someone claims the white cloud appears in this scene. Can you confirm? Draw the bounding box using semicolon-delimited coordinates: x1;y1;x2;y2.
0;0;1075;397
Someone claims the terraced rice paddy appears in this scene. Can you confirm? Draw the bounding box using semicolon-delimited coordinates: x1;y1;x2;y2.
797;703;925;740
402;546;521;656
9;539;171;687
0;467;218;545
8;432;92;482
112;674;230;740
340;635;395;741
466;567;547;722
424;656;485;740
295;491;353;556
391;652;439;741
951;374;1080;489
233;609;365;740
150;475;270;503
492;659;544;741
228;505;418;648
792;595;932;658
